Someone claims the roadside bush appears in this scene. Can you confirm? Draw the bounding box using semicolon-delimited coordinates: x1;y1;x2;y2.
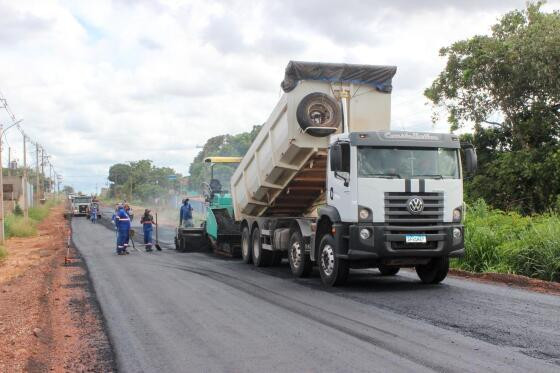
454;199;560;282
505;216;560;282
0;245;7;260
5;215;37;238
13;204;23;216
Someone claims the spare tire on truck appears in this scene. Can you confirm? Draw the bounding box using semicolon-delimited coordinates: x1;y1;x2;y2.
296;92;341;137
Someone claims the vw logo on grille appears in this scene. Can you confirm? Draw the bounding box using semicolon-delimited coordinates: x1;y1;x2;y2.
407;197;424;214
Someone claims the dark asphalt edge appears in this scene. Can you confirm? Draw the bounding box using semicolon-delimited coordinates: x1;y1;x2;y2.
69;218;119;372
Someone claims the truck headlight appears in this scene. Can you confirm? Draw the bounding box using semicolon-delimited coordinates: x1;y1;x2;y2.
359;207;370;221
359;228;371;240
453;207;462;223
453;227;462;241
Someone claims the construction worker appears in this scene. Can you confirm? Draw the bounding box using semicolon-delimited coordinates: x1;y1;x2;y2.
140;209;156;252
180;198;194;228
115;205;131;255
124;203;134;222
90;204;98;224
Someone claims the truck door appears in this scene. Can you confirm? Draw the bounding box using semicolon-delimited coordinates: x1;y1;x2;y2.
328;142;356;221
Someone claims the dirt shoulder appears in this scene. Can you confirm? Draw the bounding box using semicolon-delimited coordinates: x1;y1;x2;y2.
449;269;560;296
0;205;115;372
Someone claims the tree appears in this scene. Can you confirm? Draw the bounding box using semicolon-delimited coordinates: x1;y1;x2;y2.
426;2;560;213
63;185;74;195
426;1;560;148
108;163;131;185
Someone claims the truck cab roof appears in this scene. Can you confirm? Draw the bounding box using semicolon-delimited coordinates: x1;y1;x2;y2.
333;131;461;149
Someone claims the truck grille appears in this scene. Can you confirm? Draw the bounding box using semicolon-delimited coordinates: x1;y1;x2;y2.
384;192;443;226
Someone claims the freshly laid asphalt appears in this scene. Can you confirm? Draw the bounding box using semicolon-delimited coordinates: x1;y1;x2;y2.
73;214;560;373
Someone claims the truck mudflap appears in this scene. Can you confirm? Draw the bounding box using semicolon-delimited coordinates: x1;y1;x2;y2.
340;224;464;261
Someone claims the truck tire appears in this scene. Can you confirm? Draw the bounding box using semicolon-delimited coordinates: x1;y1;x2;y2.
378;265;400;276
288;230;312;277
252;228;273;267
415;257;449;284
318;234;349;286
241;226;252;264
296;92;341;136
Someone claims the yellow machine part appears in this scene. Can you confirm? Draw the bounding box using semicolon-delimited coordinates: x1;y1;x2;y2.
204;156;242;164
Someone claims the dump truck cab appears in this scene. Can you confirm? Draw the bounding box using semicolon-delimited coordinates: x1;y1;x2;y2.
315;131;477;284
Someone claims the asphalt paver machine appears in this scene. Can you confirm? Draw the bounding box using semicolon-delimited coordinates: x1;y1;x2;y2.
175;157;242;256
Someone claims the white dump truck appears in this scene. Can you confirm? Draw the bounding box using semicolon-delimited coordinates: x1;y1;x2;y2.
228;61;477;286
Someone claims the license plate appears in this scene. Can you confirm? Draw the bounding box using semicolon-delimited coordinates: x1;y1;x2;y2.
405;234;427;244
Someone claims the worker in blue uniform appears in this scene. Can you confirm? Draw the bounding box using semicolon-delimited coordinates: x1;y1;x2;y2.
140;209;155;252
115;205;131;255
180;198;194;228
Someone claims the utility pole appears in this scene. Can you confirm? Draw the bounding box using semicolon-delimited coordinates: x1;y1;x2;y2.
23;134;28;218
41;148;45;201
35;144;40;205
49;163;53;195
0;124;5;244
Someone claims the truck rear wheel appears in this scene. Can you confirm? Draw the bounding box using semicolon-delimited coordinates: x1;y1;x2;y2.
415;257;449;284
318;234;348;286
241;226;252;264
378;265;400;276
252;228;272;267
288;230;312;278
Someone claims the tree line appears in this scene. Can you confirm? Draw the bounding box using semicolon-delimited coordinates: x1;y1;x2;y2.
107;160;181;202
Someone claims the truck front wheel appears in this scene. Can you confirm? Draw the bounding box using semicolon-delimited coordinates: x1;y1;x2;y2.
289;230;312;277
241;226;252;264
318;234;349;286
415;257;449;284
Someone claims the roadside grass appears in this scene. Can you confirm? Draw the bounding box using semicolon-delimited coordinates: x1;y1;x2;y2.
28;201;56;221
453;199;560;282
5;215;37;238
0;245;7;261
4;201;59;239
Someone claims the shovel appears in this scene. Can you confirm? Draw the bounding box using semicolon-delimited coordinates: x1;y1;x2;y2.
129;229;138;252
155;213;162;251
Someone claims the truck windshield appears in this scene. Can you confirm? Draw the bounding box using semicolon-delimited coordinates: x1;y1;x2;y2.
74;197;92;203
357;147;460;179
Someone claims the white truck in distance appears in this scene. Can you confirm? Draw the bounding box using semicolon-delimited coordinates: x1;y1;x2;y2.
71;195;93;216
230;61;477;286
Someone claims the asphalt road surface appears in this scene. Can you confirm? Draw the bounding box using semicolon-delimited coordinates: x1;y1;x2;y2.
73;216;560;372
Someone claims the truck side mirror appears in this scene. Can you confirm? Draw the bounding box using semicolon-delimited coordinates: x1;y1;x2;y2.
464;147;477;174
330;144;342;171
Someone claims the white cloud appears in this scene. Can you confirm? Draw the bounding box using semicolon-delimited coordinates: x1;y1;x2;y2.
0;0;557;193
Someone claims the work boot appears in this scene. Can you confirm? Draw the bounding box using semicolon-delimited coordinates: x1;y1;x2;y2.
146;246;153;252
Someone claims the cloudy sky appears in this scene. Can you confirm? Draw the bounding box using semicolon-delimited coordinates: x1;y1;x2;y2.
0;0;558;193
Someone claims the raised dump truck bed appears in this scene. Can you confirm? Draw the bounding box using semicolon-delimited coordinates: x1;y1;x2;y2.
231;61;395;220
